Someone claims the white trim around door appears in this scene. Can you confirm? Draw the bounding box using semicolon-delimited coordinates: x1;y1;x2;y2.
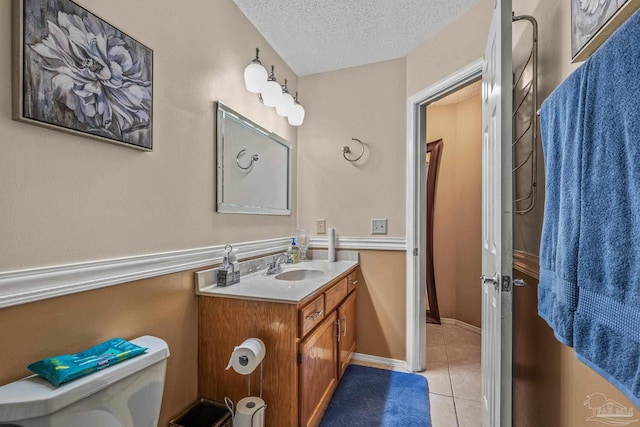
405;59;484;372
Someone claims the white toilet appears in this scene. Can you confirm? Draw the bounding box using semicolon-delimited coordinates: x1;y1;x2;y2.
0;335;170;427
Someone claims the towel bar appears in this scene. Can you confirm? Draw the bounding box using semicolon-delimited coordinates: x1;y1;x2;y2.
512;14;539;215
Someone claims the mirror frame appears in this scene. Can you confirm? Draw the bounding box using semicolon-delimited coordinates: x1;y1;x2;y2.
216;102;292;215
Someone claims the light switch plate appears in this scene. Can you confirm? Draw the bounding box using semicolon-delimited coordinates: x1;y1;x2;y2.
317;219;327;234
371;218;387;235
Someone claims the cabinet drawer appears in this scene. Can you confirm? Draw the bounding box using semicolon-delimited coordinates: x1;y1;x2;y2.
325;277;348;313
347;270;358;293
300;294;325;337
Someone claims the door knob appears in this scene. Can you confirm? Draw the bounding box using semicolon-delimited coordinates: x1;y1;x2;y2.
481;274;499;284
514;278;526;287
481;274;500;290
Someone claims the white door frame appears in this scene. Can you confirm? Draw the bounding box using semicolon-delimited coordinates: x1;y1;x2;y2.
405;59;484;372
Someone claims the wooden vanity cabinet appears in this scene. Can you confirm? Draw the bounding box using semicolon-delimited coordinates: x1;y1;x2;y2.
198;265;358;427
298;311;338;427
337;291;357;379
298;272;358;427
346;270;358;293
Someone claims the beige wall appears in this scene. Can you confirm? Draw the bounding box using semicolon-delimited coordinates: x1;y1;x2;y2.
426;95;482;327
406;0;493;97
296;59;407;360
0;0;298;271
452;96;482;327
514;269;640;426
296;58;406;237
0;270;199;426
425;104;457;320
511;0;579;254
355;250;406;360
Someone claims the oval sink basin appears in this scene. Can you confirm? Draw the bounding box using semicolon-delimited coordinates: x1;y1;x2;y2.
275;269;325;281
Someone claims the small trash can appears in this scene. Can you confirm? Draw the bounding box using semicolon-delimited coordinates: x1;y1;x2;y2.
170;398;232;427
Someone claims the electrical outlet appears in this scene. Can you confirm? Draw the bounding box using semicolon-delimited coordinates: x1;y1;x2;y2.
371;218;387;235
317;219;327;234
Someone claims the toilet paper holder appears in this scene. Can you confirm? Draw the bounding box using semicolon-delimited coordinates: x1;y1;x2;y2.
224;339;267;426
244;358;264;399
228;362;267;427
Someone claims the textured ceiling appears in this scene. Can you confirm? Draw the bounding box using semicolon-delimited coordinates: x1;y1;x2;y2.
233;0;480;76
431;80;482;106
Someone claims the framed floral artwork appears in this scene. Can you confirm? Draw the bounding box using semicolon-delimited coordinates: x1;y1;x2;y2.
12;0;153;150
571;0;639;62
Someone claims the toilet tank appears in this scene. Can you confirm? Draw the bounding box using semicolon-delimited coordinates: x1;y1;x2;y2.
0;335;170;427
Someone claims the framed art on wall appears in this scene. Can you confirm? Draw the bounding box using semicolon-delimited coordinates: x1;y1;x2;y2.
12;0;154;150
572;0;640;62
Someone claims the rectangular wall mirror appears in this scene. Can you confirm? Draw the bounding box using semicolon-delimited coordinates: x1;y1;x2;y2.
216;102;292;215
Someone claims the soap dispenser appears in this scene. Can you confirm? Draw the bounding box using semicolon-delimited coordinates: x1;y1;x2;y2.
291;238;299;264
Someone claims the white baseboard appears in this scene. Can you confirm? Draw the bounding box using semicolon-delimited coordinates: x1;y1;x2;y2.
350;352;408;371
440;317;481;334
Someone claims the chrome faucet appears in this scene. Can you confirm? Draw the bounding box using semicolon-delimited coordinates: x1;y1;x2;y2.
266;252;287;275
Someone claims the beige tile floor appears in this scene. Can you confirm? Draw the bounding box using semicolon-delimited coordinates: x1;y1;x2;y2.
422;323;481;427
352;323;481;426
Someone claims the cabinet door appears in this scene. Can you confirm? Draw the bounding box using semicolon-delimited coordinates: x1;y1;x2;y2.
299;311;338;427
338;291;357;379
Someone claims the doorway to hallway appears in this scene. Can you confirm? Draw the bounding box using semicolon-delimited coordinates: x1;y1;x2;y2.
423;79;482;329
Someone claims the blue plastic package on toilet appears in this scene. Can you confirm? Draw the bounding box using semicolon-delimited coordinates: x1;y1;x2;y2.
27;337;148;387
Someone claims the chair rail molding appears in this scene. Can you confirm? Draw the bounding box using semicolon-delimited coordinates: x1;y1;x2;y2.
309;236;407;251
0;237;293;309
513;250;539;279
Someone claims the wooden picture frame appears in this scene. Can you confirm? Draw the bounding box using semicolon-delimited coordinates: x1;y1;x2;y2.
572;0;640;62
12;0;154;150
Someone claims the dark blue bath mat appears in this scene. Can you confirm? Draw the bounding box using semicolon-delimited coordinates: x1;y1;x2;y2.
319;364;431;427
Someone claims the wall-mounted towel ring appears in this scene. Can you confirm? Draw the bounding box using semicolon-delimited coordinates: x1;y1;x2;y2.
343;138;365;162
236;149;259;170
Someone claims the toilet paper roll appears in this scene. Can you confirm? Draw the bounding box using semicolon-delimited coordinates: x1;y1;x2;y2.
234;397;266;427
225;338;266;375
328;227;336;262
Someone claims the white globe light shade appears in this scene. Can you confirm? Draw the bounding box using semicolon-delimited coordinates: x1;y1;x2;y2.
287;102;305;126
276;92;295;117
261;80;283;107
244;62;268;93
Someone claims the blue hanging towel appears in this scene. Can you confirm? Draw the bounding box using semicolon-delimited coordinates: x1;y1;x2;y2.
572;9;640;408
538;63;588;347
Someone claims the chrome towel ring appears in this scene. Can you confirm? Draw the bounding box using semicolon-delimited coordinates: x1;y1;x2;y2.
236;149;259;170
343;138;365;162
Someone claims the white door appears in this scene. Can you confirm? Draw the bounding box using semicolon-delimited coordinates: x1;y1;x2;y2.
481;0;513;426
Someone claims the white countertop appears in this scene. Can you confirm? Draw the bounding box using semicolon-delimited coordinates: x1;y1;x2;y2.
195;252;358;304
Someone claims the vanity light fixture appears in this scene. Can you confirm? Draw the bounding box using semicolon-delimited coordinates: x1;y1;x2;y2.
276;79;295;117
244;47;305;126
243;48;268;93
287;92;305;126
261;65;283;107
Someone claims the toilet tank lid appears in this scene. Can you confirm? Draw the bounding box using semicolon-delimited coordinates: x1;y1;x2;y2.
0;335;170;423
